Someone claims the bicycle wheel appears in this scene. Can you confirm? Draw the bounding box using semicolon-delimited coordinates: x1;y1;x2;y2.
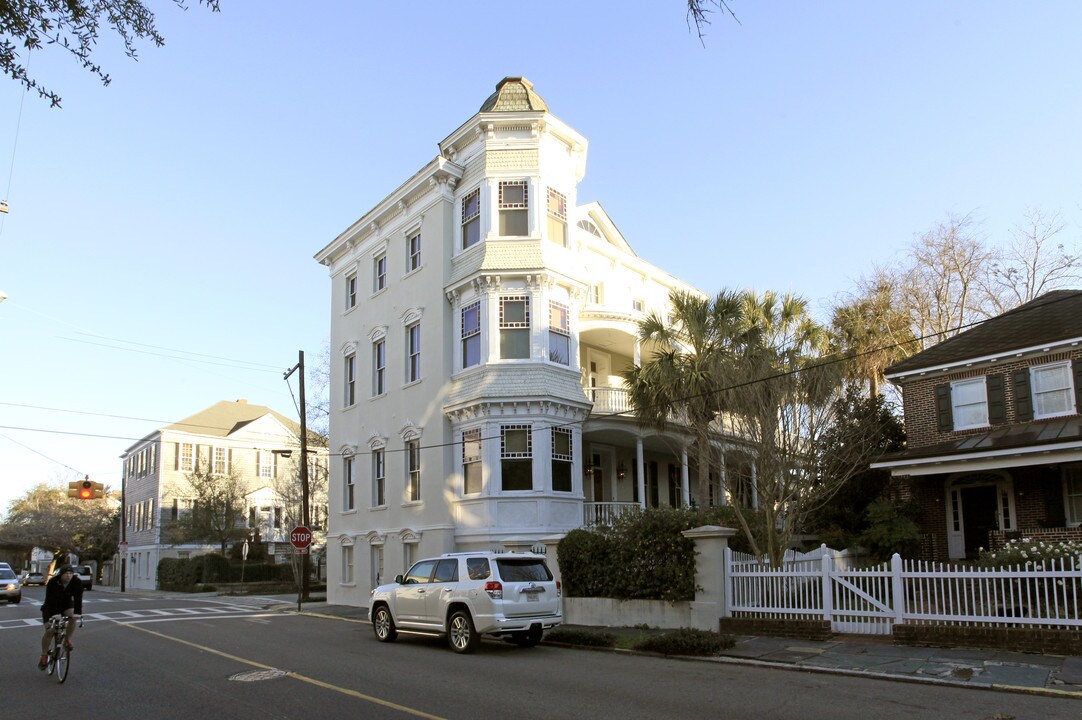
46;634;58;675
56;643;70;683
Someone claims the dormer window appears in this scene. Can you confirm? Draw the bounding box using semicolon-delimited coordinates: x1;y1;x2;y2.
498;181;528;236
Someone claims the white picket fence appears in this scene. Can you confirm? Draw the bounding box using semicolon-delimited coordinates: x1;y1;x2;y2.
726;546;1082;635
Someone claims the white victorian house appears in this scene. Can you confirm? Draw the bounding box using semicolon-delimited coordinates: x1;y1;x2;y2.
316;77;746;608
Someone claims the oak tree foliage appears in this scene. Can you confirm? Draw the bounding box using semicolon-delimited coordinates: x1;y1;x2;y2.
1;0;220;107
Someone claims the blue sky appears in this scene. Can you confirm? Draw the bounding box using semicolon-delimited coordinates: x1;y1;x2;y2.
1;1;1080;516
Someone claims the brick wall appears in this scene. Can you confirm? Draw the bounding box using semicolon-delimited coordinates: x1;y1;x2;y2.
894;624;1082;655
989;526;1082;550
898;349;1081;449
719;617;833;641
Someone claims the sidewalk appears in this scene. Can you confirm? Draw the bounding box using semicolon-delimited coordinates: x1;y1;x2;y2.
97;586;1082;698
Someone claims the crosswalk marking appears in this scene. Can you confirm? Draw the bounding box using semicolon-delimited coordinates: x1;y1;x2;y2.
0;604;282;631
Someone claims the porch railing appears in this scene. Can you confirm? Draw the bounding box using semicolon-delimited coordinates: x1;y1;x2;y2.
583;501;641;528
587;387;630;415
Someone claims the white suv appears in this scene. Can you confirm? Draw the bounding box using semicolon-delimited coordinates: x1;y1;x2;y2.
369;551;562;653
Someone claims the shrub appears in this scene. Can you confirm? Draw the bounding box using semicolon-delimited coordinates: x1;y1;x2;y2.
634;628;735;656
200;553;232;582
977;538;1082;569
557;528;618;598
558;506;744;601
544;628;617;647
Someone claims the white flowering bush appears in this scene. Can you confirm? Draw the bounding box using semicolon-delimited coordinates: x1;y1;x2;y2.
977;537;1082;569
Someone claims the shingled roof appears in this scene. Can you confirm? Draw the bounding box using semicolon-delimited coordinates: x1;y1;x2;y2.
479;77;548;113
886;290;1082;376
164;399;299;437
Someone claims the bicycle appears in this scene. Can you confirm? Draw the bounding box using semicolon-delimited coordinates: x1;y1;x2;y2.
45;615;81;683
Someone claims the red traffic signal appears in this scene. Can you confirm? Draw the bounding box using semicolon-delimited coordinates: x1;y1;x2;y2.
68;478;104;500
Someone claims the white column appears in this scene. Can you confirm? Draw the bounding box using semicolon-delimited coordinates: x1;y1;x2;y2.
680;446;690;507
751;460;760;510
636;436;646;509
718;445;728;507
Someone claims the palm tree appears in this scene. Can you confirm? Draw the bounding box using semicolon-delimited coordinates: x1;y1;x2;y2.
830;274;916;399
721;290;836;565
621;289;746;510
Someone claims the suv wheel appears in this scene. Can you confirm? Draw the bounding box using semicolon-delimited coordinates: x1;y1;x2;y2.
372;605;398;642
510;624;543;647
447;610;479;654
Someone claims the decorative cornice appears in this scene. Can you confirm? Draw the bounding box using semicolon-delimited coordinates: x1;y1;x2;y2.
401;306;424;325
367;433;388;450
367;325;388;342
364;530;386;546
399;422;422;441
340;340;358;356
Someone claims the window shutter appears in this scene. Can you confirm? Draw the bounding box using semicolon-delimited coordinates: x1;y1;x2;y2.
228;448;233;473
174;443;180;471
935;383;953;432
1013;369;1033;422
987;374;1006;424
1073;359;1082;413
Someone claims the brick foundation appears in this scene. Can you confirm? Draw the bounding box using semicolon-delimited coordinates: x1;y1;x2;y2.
893;624;1082;655
719;617;832;641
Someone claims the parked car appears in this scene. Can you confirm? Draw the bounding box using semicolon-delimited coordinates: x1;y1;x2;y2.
369;551;562;653
22;571;46;586
0;568;21;604
75;565;93;590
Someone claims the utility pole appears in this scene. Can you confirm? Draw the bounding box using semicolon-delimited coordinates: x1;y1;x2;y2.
284;350;311;602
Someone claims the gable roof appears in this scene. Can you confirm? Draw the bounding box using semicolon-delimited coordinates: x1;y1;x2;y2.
163;400;300;438
886;290;1082;377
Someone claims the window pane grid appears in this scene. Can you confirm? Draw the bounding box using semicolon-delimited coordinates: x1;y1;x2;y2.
373;449;385;506
462;429;482;462
500;296;530;327
498;181;528;209
462;189;480;222
501;425;532;458
374;340;386;395
407;324;421;382
547;187;566;220
552;427;573;461
549;302;569;334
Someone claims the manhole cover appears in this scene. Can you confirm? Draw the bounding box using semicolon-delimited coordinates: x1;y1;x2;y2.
229;669;288;682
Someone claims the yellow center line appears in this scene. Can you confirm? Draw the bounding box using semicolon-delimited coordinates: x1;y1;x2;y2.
122;623;446;720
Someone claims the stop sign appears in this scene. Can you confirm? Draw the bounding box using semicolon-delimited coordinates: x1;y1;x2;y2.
289;526;313;549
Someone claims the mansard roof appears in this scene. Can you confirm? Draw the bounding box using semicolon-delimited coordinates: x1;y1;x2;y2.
479;77;549;113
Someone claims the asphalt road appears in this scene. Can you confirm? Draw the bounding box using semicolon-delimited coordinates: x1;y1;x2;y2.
3;588;1079;719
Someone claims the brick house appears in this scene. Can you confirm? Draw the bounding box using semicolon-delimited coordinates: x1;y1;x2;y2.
872;290;1082;560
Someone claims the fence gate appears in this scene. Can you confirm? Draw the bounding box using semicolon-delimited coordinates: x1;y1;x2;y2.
726;548;898;635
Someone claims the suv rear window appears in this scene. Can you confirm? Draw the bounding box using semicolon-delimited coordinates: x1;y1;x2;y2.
495;559;552;582
467;558;490;580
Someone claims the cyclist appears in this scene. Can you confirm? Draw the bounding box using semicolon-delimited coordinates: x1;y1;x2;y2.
38;564;83;670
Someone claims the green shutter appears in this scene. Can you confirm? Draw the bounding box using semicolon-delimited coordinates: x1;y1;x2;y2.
1073;359;1082;414
935;383;953;432
987;374;1006;425
1013;370;1033;422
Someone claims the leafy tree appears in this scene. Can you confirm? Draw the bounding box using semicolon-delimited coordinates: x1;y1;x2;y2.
809;386;913;558
716;290;851;566
2;0;220;107
622;289;747;509
0;481;117;568
830;276;917;399
167;466;247;555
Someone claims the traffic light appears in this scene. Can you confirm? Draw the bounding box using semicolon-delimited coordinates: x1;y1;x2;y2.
68;478;104;500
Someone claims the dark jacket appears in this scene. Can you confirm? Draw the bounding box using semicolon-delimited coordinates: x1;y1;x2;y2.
41;573;83;617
